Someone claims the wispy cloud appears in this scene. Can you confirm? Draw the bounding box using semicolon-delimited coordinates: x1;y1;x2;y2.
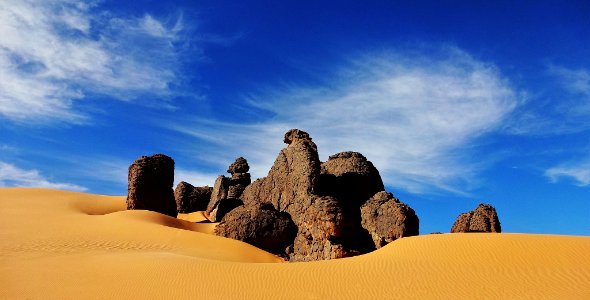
505;66;590;135
0;0;187;123
0;161;87;191
549;65;590;97
172;47;519;194
545;159;590;186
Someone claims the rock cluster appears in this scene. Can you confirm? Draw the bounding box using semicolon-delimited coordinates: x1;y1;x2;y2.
230;129;418;261
125;129;502;262
174;181;212;213
126;154;177;218
450;203;501;233
206;157;252;222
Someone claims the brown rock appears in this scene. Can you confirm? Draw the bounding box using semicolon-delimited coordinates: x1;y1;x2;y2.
289;195;353;261
240;129;357;261
205;157;253;221
215;204;296;256
227;173;251;199
318;151;385;207
241;129;320;217
360;191;419;248
174;181;212;213
227;157;250;174
317;151;386;253
126;154;177;218
450;203;501;233
205;175;231;221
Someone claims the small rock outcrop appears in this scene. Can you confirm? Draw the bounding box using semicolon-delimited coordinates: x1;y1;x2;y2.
215;204;296;256
318;151;386;253
127;154;177;218
241;129;321;215
318;151;384;207
288;195;352;261
450;203;501;233
227;157;251;199
205;157;252;221
360;191;419;248
174;181;212;213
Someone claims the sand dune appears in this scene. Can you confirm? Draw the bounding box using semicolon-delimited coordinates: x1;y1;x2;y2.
1;188;589;299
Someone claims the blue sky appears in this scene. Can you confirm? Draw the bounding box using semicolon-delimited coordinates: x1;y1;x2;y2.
0;0;588;235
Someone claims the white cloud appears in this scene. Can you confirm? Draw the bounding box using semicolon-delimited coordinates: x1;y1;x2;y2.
550;66;590;97
0;161;87;192
546;159;590;186
0;0;185;123
172;48;519;194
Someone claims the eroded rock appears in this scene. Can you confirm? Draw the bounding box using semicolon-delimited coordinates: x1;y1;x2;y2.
318;151;384;207
215;204;296;256
205;157;252;221
126;154;177;218
174;181;212;213
241;129;321;217
450;203;501;233
289;195;353;261
360;191;419;248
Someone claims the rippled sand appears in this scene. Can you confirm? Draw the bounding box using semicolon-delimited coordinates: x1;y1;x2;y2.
1;188;588;299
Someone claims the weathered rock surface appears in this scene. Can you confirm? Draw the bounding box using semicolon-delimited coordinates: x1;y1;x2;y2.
126;154;177;218
450;203;501;233
241;129;321;217
226;129;418;261
228;173;251;199
360;191;419;248
317;151;386;253
288;195;353;261
318;151;384;207
227;157;250;174
206;176;232;221
240;129;358;261
174;181;212;213
205;158;252;221
215;204;296;256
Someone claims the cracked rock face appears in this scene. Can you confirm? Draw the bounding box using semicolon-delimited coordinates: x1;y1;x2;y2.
205;158;252;222
450;203;501;233
360;191;419;248
241;129;321;218
174;181;212;213
240;129;354;261
127;154;177;218
215;204;296;256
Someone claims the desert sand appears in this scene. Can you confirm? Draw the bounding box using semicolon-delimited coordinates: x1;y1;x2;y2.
1;188;589;299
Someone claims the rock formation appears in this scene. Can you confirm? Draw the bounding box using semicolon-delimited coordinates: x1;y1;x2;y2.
126;154;177;218
236;129;416;261
450;203;501;233
318;151;384;207
238;129;351;261
318;151;386;253
205;157;252;222
288;195;352;261
125;131;426;261
227;157;251;199
174;181;212;213
360;191;419;248
241;129;321;215
214;204;296;256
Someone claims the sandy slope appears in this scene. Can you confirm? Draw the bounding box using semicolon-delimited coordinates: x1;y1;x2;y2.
1;188;588;299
